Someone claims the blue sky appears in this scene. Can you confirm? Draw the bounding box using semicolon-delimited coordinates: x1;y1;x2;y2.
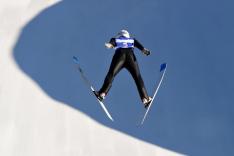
13;0;234;155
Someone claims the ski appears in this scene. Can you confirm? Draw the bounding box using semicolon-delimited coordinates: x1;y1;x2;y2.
140;63;167;125
73;56;114;121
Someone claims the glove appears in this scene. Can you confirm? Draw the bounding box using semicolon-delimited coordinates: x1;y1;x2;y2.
142;48;151;56
105;43;114;49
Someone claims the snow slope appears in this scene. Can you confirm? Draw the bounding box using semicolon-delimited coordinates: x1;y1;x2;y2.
0;0;183;156
1;0;234;156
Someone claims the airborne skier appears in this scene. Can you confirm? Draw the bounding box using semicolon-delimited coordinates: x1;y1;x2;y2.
95;30;152;108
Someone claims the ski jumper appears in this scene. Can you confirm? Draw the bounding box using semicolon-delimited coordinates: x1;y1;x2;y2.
99;36;149;100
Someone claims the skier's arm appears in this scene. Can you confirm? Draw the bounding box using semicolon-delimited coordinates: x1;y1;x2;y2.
105;38;116;49
134;39;151;56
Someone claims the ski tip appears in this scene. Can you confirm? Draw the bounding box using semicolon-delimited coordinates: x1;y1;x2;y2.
160;63;167;72
73;56;79;63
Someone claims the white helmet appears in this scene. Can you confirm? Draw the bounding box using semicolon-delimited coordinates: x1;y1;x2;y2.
117;29;130;38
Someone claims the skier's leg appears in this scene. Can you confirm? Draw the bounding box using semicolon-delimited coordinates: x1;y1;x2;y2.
126;52;149;101
99;52;125;96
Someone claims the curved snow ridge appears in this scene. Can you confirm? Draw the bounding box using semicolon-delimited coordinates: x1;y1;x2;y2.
0;1;184;156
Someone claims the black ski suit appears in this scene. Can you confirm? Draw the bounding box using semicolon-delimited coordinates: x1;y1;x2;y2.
99;37;149;100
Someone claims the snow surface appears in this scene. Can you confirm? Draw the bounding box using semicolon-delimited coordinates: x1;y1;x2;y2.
0;0;182;156
1;0;234;156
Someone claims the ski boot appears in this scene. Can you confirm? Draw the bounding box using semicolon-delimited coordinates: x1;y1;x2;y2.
143;97;152;109
94;91;106;101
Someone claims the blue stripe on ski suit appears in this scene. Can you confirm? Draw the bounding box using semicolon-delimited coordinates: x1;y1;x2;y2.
115;37;134;49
